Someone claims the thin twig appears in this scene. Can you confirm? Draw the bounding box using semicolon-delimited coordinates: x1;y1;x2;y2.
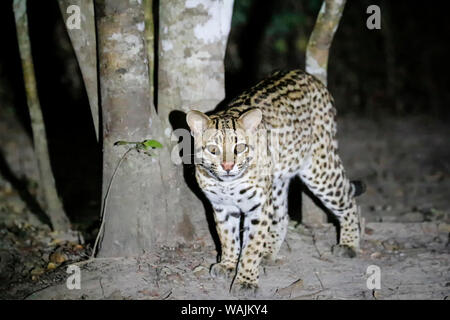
91;148;134;258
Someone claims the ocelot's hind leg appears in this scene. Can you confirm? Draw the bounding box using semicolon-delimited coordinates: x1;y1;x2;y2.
299;150;361;257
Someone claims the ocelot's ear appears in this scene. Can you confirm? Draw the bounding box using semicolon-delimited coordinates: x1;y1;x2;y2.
186;110;210;135
238;108;262;131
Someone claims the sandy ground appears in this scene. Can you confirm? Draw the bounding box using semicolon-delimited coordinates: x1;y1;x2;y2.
15;221;450;300
0;114;449;300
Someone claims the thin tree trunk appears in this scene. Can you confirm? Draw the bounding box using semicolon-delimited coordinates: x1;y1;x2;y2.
13;0;71;231
306;0;346;86
303;0;346;226
58;0;99;141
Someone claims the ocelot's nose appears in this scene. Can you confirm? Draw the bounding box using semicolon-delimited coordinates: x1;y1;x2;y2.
221;162;235;172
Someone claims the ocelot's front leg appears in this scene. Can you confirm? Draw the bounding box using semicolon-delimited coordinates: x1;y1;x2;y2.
264;177;290;262
231;197;273;295
210;205;241;280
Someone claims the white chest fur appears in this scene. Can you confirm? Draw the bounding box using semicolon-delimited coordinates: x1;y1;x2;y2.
199;173;264;213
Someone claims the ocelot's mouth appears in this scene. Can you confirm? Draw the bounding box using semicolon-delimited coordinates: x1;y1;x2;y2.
200;160;251;181
218;168;248;181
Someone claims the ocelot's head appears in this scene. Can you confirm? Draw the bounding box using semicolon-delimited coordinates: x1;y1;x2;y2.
186;108;262;181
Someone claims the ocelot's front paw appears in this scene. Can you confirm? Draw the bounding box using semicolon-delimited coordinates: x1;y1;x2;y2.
230;280;258;297
210;263;235;280
332;244;357;258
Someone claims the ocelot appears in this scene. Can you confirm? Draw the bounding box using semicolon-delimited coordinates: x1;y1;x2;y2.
186;69;363;294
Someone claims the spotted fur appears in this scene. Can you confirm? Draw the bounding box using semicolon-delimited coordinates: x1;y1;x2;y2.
186;70;361;294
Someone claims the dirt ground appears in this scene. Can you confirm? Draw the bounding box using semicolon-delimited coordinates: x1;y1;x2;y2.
0;115;449;300
16;221;450;300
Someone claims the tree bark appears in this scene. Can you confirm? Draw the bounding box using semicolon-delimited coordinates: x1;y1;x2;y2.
57;0;99;141
304;0;346;226
13;0;71;231
158;0;234;115
95;0;161;257
306;0;346;86
156;0;235;241
143;0;155;102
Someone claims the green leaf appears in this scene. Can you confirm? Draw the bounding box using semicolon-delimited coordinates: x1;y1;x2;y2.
142;139;163;149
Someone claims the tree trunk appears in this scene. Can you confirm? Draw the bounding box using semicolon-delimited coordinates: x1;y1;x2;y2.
158;0;234;115
156;0;235;243
13;0;71;231
95;0;160;257
95;0;233;257
303;0;346;226
57;0;99;141
306;0;346;86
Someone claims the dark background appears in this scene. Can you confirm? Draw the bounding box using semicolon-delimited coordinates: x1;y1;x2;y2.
0;0;449;228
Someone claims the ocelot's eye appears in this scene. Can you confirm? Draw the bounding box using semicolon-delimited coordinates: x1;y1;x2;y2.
234;143;247;154
206;145;221;156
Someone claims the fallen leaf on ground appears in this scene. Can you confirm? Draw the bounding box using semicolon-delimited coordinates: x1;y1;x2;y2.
47;262;57;270
49;252;67;264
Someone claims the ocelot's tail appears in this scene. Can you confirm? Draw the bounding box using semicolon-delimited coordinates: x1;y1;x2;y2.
350;180;366;197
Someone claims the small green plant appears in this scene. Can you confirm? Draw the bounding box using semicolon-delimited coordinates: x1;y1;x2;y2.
114;139;163;156
91;138;163;258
